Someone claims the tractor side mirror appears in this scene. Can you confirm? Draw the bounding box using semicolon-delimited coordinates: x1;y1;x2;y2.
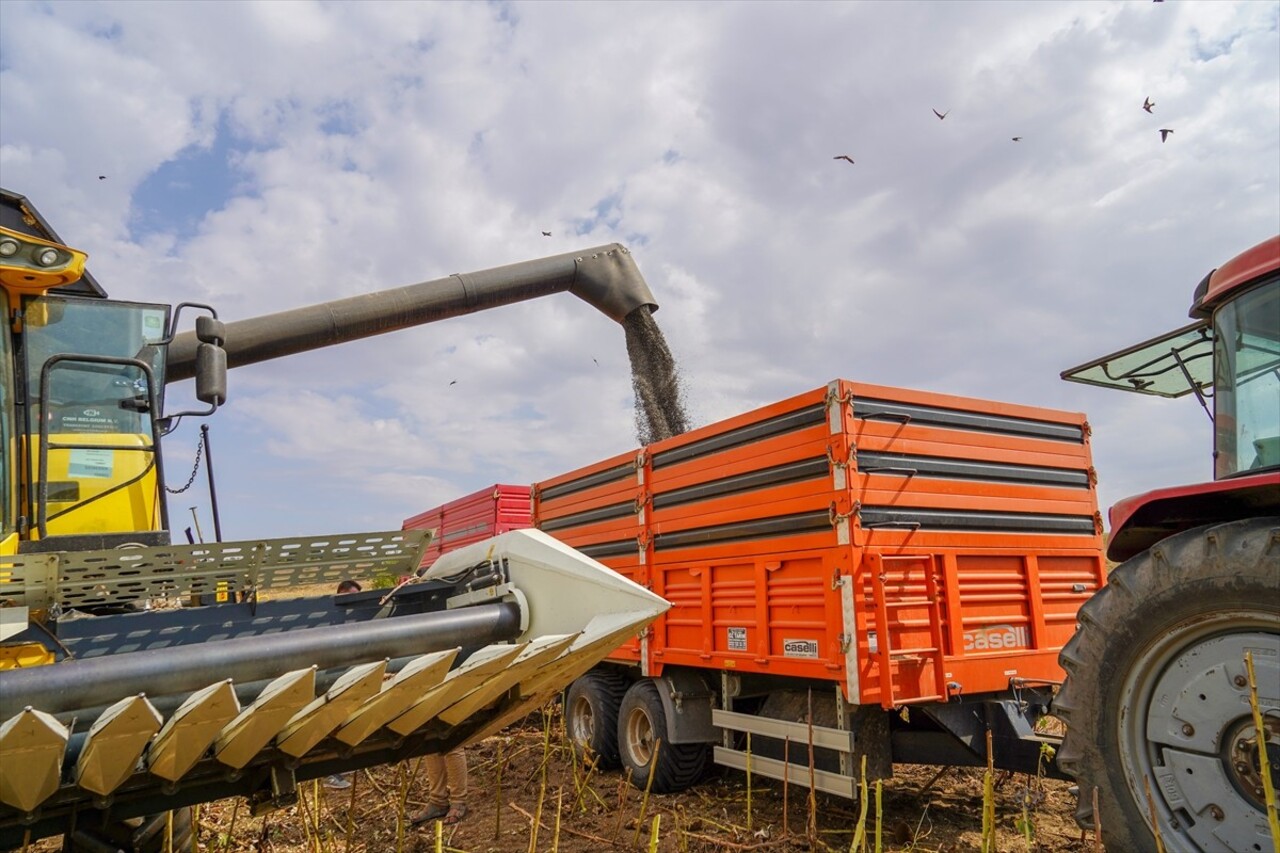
195;342;227;407
196;315;225;346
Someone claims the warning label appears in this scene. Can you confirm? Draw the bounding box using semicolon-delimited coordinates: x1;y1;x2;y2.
68;449;113;479
727;627;747;651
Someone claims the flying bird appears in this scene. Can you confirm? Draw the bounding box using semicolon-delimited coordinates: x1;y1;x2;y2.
592;357;599;365
98;175;107;180
1159;128;1174;142
932;109;949;120
541;230;551;236
1143;97;1155;113
449;380;457;386
833;155;855;164
1011;137;1022;142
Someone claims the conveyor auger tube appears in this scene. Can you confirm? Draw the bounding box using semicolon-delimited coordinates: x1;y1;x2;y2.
166;243;657;380
0;529;668;845
0;603;522;720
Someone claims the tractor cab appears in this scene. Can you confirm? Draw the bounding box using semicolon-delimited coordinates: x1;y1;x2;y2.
1062;235;1280;558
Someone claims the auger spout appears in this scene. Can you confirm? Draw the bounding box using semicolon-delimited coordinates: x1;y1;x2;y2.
166;244;657;381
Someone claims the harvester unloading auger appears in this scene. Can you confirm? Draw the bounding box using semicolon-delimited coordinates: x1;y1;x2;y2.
0;188;669;849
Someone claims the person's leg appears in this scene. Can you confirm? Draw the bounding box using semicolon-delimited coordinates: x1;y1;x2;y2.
425;752;450;807
443;748;469;823
444;748;468;805
410;754;450;824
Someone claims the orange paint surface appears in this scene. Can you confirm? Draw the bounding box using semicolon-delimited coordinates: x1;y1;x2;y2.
534;380;1105;708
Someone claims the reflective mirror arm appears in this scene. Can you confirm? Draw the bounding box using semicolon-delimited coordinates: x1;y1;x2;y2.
156;303;228;434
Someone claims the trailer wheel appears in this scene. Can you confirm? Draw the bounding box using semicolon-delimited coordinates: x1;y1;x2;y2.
617;679;710;793
565;668;629;769
1055;517;1280;853
64;806;195;852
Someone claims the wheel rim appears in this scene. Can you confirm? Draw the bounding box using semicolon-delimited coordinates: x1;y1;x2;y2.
1119;612;1280;852
624;705;655;767
569;694;595;745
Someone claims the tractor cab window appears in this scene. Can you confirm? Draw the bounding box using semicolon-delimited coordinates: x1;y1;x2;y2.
1213;276;1280;478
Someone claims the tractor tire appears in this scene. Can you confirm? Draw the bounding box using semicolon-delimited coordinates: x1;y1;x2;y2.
63;806;195;852
565;668;630;769
617;679;710;794
1054;517;1280;852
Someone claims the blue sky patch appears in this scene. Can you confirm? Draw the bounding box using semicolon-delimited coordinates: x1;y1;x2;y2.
1191;28;1243;63
573;190;623;235
318;100;363;137
131;114;247;241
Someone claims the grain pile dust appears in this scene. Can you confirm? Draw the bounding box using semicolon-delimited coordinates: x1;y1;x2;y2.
623;305;689;444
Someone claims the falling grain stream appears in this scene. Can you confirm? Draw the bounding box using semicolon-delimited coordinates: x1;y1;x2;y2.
624;305;689;444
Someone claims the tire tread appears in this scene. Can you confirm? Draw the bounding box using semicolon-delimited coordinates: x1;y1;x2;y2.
1054;517;1280;852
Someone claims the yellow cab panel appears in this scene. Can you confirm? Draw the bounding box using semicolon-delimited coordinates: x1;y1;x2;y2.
26;432;160;537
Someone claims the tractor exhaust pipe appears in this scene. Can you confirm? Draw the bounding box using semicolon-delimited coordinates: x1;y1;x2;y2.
166;244;656;381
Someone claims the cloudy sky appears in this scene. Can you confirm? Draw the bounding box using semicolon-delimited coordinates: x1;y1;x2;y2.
2;0;1277;542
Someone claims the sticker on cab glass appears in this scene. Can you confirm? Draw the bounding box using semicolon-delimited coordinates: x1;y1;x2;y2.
68;449;113;479
142;310;166;342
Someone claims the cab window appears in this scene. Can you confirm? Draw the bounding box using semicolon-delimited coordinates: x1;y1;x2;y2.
22;295;169;437
1213;277;1280;477
0;322;14;537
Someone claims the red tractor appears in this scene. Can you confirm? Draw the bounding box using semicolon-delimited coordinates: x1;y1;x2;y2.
1059;235;1279;851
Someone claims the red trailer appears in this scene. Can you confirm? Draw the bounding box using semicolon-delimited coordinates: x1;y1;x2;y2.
403;484;532;566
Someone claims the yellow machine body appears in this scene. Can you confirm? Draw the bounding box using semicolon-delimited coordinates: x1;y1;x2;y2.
24;433;160;539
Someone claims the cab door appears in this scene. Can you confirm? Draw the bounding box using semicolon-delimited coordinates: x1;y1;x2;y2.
20;295;170;542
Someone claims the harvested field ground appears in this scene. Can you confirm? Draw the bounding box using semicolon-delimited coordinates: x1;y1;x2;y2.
30;706;1091;853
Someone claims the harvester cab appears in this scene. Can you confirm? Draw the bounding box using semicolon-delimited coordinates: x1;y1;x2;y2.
0;190;228;556
0;188;669;850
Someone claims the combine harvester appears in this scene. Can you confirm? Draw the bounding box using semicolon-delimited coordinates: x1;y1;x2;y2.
414;236;1280;852
0;188;668;850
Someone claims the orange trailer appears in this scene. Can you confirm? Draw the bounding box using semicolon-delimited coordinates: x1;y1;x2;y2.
540;379;1105;796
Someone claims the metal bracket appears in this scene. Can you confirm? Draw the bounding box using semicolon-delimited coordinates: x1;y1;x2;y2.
447;581;517;611
251;765;299;816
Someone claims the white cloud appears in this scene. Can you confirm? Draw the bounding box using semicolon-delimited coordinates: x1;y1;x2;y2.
1;0;1275;539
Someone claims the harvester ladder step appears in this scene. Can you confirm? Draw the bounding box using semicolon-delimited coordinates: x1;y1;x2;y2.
869;554;949;709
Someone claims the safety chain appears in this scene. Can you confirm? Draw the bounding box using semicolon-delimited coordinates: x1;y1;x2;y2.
828;500;855;528
165;439;204;494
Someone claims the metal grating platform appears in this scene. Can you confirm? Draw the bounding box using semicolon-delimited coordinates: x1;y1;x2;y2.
0;530;430;611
